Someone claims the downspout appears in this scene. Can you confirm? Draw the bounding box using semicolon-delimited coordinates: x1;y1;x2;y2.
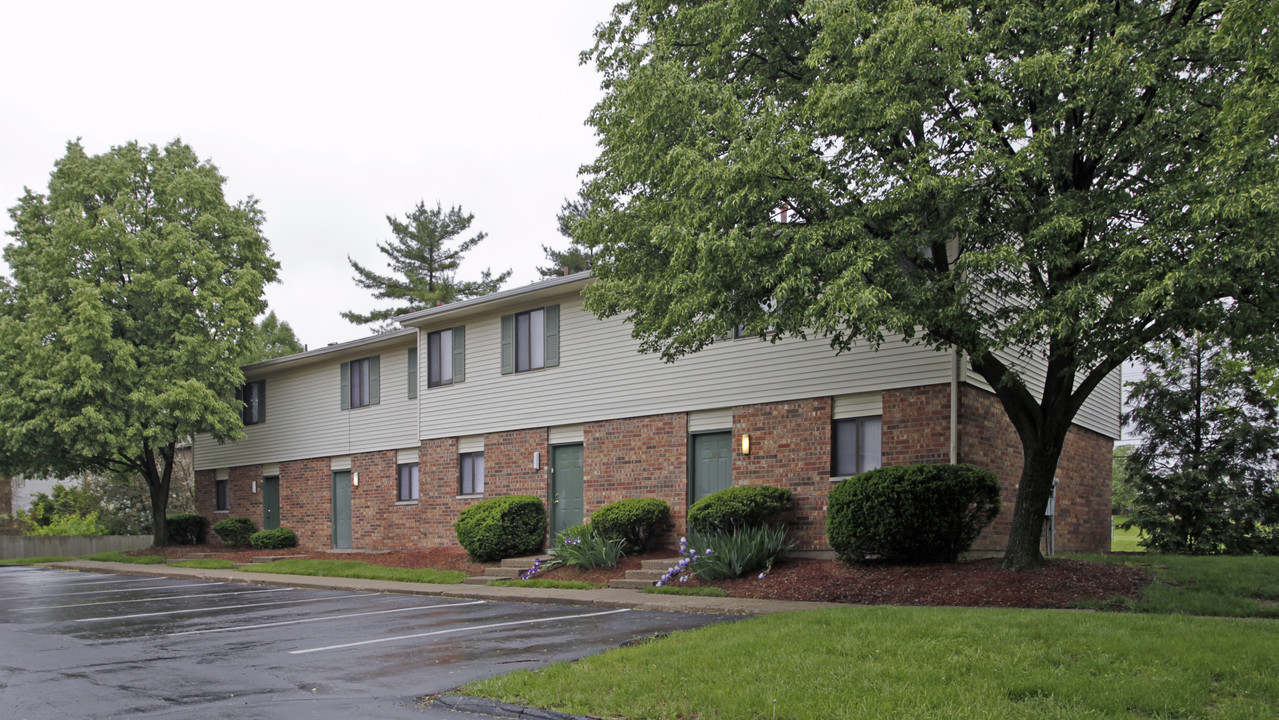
950;347;962;465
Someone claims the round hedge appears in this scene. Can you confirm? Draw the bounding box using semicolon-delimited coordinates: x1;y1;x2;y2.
249;527;298;550
212;517;257;547
454;495;547;561
827;463;1001;564
687;485;793;534
166;513;207;546
589;498;671;551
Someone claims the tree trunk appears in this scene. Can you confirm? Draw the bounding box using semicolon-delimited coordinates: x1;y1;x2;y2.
142;442;175;547
1000;434;1067;571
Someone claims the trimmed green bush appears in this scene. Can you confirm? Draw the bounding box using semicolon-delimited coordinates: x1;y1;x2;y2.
454;495;547;562
167;513;207;545
687;485;793;534
589;498;671;552
212;517;257;547
827;464;1001;564
249;527;298;550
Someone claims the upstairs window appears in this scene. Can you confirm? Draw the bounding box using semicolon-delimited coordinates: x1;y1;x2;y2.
340;356;380;409
832;416;883;477
238;380;265;425
501;305;559;375
427;327;466;387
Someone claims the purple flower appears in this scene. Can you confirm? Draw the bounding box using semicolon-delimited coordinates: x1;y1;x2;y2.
758;572;766;580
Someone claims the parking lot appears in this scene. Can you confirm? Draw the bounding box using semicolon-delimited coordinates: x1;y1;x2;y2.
0;565;729;719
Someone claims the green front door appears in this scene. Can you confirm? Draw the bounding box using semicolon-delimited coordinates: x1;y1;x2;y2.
331;471;352;549
691;432;733;503
262;476;280;530
550;444;584;535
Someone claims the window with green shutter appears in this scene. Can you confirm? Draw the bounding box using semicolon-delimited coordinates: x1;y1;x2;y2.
342;356;380;409
501;305;559;374
427;326;466;387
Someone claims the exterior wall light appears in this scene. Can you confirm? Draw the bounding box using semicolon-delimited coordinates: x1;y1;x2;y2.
741;434;751;455
533;451;541;470
352;472;360;487
251;480;257;494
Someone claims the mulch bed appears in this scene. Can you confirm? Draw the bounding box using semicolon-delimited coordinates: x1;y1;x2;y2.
132;545;1149;609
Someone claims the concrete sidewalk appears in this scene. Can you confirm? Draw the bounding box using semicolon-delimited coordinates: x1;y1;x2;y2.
43;560;844;615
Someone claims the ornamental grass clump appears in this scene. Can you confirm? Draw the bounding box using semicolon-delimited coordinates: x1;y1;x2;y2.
521;527;625;578
654;526;794;586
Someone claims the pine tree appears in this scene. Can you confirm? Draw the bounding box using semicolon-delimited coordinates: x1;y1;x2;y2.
536;196;594;279
343;202;511;330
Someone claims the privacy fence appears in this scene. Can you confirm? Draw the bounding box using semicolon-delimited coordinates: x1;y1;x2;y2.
0;535;151;559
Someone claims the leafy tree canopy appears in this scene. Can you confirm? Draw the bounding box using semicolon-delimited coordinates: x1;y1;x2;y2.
342;201;511;330
576;0;1279;569
244;310;304;363
536;196;596;278
0;139;278;544
1124;334;1279;554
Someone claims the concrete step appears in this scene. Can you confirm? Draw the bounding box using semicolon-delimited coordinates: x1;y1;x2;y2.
609;578;657;590
499;555;550;569
639;557;685;571
184;553;218;560
250;555;295;563
482;567;524;579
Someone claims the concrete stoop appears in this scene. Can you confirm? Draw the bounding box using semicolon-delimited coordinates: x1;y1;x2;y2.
608;557;682;590
460;554;550;586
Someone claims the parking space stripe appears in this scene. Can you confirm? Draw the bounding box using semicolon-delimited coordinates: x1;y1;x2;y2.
290;608;633;655
165;599;488;637
0;581;215;601
77;593;365;622
16;587;288;611
32;576;164;587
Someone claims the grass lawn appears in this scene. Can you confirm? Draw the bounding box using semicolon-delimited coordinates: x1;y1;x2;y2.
240;559;465;584
168;558;237;570
642;586;727;598
1110;515;1146;552
1077;553;1279;619
464;606;1279;720
0;555;74;565
81;551;165;564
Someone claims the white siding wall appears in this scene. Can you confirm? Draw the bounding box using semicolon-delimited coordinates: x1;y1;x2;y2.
194;338;420;470
417;292;958;440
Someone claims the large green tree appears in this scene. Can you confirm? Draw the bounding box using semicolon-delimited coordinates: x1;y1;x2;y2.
0;140;278;545
244;310;304;363
342;201;510;330
576;0;1279;569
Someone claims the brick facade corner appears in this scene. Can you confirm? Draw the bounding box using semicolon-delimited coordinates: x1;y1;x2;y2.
584;413;689;549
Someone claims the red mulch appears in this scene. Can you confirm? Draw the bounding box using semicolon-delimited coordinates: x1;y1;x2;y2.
136;545;1148;609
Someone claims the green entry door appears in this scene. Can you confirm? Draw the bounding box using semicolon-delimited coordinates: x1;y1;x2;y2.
331;471;352;549
550;444;584;535
262;476;280;530
691;432;733;503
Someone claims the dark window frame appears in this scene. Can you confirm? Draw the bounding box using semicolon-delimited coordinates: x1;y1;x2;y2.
240;380;265;425
459;451;485;495
349;357;371;408
215;478;230;511
427;329;454;388
514;308;545;373
831;416;883;478
397;462;419;502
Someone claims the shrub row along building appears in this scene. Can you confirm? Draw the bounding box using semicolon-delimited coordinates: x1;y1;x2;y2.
193;272;1118;555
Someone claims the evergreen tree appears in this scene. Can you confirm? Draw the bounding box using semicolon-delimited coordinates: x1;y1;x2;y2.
342;202;511;330
536;196;594;279
1124;335;1279;554
244;311;304;363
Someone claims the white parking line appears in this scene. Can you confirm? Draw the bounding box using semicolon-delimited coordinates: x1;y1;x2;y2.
290;608;633;655
16;587;288;611
78;593;365;622
28;576;158;587
165;599;488;637
0;581;215;601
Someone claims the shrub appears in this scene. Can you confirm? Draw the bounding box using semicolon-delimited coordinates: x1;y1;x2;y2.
589;498;671;552
21;511;109;537
548;528;625;570
454;495;547;562
249;527;298;550
687;485;793;534
212;517;257;547
166;513;208;545
827;463;1001;564
689;525;794;580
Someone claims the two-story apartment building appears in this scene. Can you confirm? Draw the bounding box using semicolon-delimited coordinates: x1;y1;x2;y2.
194;272;1119;555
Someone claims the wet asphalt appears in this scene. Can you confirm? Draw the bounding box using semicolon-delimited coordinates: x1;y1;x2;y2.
0;565;731;719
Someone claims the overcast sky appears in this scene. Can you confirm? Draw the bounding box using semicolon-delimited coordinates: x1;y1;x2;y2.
0;1;612;348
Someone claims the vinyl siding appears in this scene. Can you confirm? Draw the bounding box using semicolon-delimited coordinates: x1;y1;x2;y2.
194;337;419;471
417;291;957;440
967;345;1122;439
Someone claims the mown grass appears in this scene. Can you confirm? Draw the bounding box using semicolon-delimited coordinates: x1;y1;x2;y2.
1077;553;1279;619
642;585;727;597
240;559;465;584
0;555;74;565
82;551;165;564
488;579;602;590
464;606;1279;720
168;558;237;569
1110;515;1146;553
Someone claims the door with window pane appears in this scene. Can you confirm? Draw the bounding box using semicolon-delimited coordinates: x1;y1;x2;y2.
691;432;733;503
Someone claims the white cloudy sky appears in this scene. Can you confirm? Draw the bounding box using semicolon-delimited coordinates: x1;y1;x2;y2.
0;1;612;348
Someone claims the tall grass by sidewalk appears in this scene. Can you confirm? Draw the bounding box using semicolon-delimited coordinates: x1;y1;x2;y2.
0;555;73;565
1079;553;1279;618
241;559;465;584
82;551;165;564
169;558;237;570
464;606;1279;720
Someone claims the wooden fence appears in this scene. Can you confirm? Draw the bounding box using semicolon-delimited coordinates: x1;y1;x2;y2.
0;534;151;559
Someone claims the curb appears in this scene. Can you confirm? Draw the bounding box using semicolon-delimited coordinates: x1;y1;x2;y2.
433;694;603;720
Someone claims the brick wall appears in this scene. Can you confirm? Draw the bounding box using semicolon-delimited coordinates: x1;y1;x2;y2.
280;457;330;549
732;398;832;551
419;437;466;547
961;386;1112;554
882;384;952;466
350;450;399;550
584;413;688;548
